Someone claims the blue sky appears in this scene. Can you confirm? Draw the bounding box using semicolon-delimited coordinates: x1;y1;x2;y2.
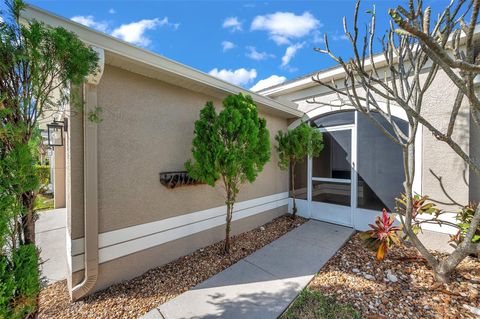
26;0;450;91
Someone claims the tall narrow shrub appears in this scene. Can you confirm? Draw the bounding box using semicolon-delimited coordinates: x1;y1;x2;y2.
275;123;324;218
0;0;99;245
0;0;98;314
186;93;270;253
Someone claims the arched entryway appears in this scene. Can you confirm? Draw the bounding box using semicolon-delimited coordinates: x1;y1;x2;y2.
291;109;411;230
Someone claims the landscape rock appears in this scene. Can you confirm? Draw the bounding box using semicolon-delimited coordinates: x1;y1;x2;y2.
463;304;480;316
306;234;480;319
38;215;307;318
385;270;398;282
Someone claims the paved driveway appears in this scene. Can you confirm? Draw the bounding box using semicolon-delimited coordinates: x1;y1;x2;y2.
144;220;355;319
35;208;67;284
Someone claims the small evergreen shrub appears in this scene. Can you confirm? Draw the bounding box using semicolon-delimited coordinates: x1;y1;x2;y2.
0;245;39;319
34;165;50;193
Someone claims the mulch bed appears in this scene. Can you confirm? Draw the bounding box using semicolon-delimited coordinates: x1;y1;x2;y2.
38;215;307;319
306;234;480;319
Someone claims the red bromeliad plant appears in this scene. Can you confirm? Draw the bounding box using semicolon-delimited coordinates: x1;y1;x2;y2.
359;209;402;261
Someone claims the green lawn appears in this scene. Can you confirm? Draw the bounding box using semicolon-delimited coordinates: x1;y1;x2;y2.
281;289;361;319
35;194;54;211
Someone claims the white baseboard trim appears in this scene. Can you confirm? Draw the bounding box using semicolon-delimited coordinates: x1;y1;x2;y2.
71;192;288;272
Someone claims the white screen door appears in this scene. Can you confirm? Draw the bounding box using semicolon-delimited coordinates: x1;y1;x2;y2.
309;125;355;226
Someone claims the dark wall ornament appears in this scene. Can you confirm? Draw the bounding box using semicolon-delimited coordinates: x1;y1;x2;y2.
159;171;203;189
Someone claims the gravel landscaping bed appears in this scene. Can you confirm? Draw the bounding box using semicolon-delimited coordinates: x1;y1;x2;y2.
38;215;306;319
301;234;479;319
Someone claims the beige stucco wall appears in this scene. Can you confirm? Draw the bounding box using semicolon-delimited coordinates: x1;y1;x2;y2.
420;71;470;209
68;63;289;244
86;65;288;236
67;64;290;294
274;67;473;211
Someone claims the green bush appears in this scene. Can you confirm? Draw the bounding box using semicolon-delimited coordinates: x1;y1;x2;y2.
12;245;40;318
0;256;15;319
0;245;40;319
451;203;480;246
35;165;50;193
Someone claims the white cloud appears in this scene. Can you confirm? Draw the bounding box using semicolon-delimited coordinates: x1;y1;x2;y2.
251;12;320;45
245;46;275;61
281;42;304;69
222;41;236;52
312;30;325;44
270;35;290;45
223;17;243;32
250;75;287;92
71;15;109;33
331;31;349;41
209;68;257;86
108;8;116;14
112;17;172;47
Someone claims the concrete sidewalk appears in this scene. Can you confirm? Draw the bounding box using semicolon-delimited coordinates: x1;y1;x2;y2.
142;220;355;319
36;208;67;284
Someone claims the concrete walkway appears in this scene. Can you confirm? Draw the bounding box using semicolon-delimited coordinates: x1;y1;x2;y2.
35;208;67;284
143;220;355;319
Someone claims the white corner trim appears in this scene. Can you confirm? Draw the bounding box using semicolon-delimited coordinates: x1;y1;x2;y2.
65;227;72;273
71;192;288;271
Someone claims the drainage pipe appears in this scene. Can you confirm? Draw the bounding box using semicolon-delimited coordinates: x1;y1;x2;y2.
71;47;104;300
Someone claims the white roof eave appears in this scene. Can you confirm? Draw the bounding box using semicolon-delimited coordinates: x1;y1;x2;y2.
21;5;303;119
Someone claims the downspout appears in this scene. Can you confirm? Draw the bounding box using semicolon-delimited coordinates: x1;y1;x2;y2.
71;47;105;301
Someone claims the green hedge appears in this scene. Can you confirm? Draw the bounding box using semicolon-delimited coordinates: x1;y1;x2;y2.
35;165;50;192
0;245;40;319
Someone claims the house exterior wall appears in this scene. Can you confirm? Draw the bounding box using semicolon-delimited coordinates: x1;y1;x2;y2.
269;66;474;233
420;70;470;209
67;65;290;293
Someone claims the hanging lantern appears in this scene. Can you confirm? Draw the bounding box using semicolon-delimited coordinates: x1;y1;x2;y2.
47;119;67;146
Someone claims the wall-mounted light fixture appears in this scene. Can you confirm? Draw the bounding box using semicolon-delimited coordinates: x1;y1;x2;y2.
47;118;68;147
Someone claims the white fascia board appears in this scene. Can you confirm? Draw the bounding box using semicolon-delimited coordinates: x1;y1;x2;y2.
261;54;387;97
21;5;303;119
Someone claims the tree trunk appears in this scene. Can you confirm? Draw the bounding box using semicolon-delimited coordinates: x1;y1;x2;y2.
224;203;233;254
401;142;442;280
21;190;36;245
291;161;297;219
224;185;234;254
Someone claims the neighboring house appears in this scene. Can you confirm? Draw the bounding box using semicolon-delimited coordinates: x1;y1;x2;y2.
22;5;479;301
